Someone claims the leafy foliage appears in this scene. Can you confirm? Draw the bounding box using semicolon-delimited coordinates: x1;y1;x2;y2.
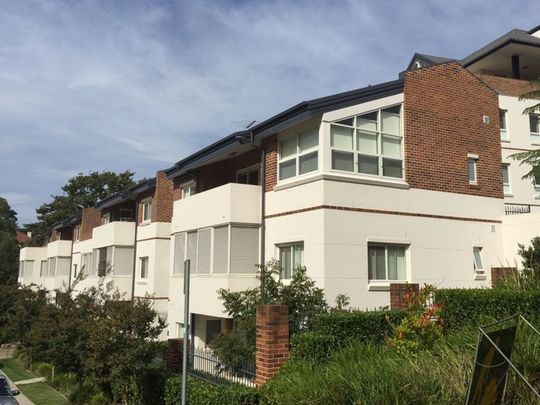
26;170;135;245
0;197;20;285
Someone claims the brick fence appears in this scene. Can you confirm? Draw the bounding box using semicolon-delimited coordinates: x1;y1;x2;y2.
390;283;419;310
491;267;517;287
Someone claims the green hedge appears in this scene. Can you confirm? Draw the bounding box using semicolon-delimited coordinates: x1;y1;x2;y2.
435;289;540;329
164;376;259;405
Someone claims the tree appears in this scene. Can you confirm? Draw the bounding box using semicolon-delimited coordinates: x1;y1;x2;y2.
0;197;20;285
26;170;135;245
510;77;540;180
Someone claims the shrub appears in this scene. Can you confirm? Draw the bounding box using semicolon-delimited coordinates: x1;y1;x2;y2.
132;367;169;405
290;332;334;362
33;362;53;380
435;289;540;329
164;376;259;405
69;380;104;405
50;372;77;396
313;309;406;344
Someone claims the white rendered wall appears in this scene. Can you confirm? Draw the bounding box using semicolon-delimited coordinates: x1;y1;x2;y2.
502;212;540;267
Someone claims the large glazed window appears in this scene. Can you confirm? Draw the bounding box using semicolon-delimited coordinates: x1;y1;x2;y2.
330;105;403;179
530;114;540;144
368;244;406;282
278;243;304;279
499;110;509;141
279;128;319;180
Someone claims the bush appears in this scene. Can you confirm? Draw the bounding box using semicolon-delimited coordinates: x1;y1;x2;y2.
290;332;334;362
33;362;53;380
313;310;406;344
435;289;540;329
50;372;77;396
164;376;259;405
69;380;104;405
132;367;169;405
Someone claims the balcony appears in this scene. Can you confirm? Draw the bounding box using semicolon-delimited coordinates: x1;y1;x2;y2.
172;183;261;233
92;221;136;248
47;240;72;257
505;204;531;215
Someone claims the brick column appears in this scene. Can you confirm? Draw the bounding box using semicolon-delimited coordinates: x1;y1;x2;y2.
165;338;184;373
390;283;419;310
255;305;289;386
491;267;517;287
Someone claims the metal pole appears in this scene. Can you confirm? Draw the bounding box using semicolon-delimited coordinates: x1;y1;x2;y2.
181;259;190;405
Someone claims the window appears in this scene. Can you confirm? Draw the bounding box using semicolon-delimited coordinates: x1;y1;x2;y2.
181;183;197;198
330;105;403;179
119;208;133;222
468;156;478;184
197;229;211;274
530;114;540;144
368;244;406;282
534;169;540;198
173;233;186;274
40;260;47;277
73;264;78;278
499;110;509;141
102;212;111;225
95;247;112;277
74;225;80;241
473;247;484;275
140;257;149;279
501;164;511;195
213;226;229;274
47;257;56;277
279;128;319;180
236;165;260;185
81;253;91;275
279;243;304;279
141;199;152;222
176;322;185;338
205;320;222;345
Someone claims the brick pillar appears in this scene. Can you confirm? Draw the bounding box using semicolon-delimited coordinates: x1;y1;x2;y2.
166;338;184;373
255;305;289;386
390;283;419;310
491;267;517;287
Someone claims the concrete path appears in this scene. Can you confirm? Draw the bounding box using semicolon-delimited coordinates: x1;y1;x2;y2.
0;372;34;405
13;377;45;385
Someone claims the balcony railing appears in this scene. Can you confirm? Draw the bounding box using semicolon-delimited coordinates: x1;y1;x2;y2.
504;204;531;215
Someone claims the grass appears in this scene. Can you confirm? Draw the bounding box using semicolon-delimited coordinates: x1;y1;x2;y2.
0;358;35;381
17;382;69;405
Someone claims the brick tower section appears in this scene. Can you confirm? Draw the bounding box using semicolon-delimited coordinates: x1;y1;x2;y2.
404;62;503;199
255;305;289;386
262;135;277;192
80;208;101;241
390;283;419;310
152;171;174;223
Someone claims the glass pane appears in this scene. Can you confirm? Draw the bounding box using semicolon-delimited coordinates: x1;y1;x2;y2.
299;152;318;174
335;118;353;126
499;110;506;130
531;133;540;144
357;111;378;132
368;246;386;280
383;158;402;178
299;129;318;152
500;129;508;140
237;173;248;184
280;136;297;159
332;151;354;172
293;245;304;267
279;159;296;180
388;246;405;280
359;155;379;175
382;135;401;158
473;248;483;270
501;166;509;184
468;159;476;182
331;125;353;150
248;170;259;185
530;114;539;133
357;131;377;154
280;247;292;279
381;109;401;135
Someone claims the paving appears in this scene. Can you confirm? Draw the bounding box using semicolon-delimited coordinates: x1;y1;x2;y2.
0;372;34;405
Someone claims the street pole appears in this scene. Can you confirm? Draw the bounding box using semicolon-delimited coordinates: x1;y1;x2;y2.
181;259;190;405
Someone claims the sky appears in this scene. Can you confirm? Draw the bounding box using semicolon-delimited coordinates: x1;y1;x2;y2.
0;0;538;225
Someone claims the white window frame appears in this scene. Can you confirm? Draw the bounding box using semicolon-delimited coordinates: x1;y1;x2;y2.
367;243;408;286
119;208;133;222
473;246;485;279
534;169;540;199
278;128;319;181
141;198;152;223
181;181;197;198
499;109;509;141
501;164;512;196
330;104;404;179
236;164;260;185
277;242;304;279
139;256;149;279
74;225;80;241
468;154;478;185
102;212;111;225
530;113;540;145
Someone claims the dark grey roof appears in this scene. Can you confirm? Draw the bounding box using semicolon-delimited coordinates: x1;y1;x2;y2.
166;78;404;179
461;29;540;67
95;177;156;210
406;53;455;71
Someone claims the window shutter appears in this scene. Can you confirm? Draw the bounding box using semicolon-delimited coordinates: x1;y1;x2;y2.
197;229;211;274
213;226;229;274
230;227;259;274
187;232;198;273
173;233;186;274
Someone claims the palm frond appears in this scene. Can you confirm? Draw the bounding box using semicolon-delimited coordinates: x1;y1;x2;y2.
509;149;540;181
519;77;540;114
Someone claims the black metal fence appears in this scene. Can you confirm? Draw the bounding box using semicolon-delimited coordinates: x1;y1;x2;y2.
188;348;256;387
505;204;531;215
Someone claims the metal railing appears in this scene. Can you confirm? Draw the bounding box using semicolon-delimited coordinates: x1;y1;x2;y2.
505;204;531;215
188;348;255;387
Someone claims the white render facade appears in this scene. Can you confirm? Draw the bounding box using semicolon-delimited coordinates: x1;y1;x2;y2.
20;24;540;346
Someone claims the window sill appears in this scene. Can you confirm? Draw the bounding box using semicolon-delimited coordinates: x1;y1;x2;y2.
139;220;151;227
367;283;390;291
500;139;510;143
137;280;148;285
274;173;409;192
474;274;487;281
504;193;514;198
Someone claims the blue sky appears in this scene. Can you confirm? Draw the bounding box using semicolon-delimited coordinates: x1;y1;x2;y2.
0;0;538;225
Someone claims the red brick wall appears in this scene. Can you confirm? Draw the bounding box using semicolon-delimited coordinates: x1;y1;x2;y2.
80;208;101;241
404;62;503;199
255;305;289;386
262;135;277;192
491;267;517;287
198;149;260;192
153;171;174;223
390;283;419;310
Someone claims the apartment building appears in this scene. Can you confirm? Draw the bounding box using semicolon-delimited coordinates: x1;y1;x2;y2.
20;25;540;346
